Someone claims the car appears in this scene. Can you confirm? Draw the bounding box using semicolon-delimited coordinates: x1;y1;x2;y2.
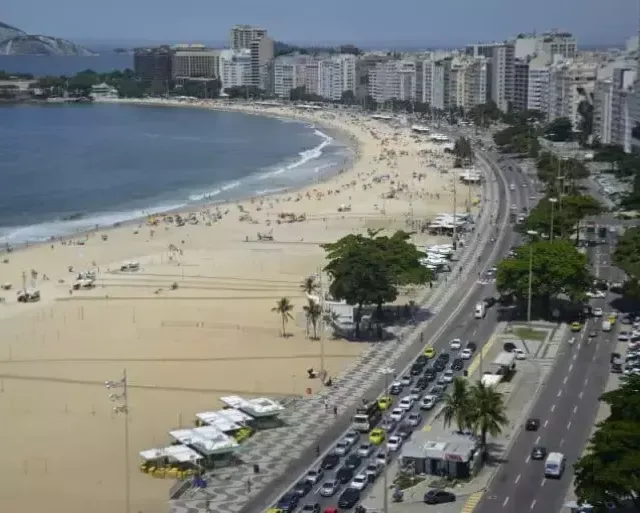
442;369;455;383
424;368;437;381
484;297;497;307
436;374;447;386
424;490;456;504
429;385;445;399
300;504;321;513
293;480;313;497
439;352;451;362
344;430;360;446
344;454;362;470
503;341;516;352
449;338;462;350
378;396;393;410
379;417;397;432
397;424;412;440
336;465;354;484
399;396;414;410
400;375;413;387
369;428;386;445
424;347;436;359
374;451;390;466
410;364;423;376
593;307;603;317
515;349;526;360
305;468;324;485
349;474;369;491
416;355;429;365
364;462;382;480
416;376;430;389
320;480;339;497
387;435;403;451
408;387;423;401
526;418;540;431
460;348;473;360
451;358;464;371
531;446;547;460
356;443;373;458
321;452;340;470
466;341;477;352
619;331;631;341
571;322;582;332
337;487;360;509
406;412;422;427
277;493;300;512
588;330;598;338
434;360;446;371
389;381;404;394
334;441;349;456
421;394;437;410
390;407;405;422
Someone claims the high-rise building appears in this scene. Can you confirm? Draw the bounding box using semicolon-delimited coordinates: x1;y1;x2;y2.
272;55;308;98
547;59;598;129
490;42;515;112
512;59;530;112
218;49;252;91
355;55;392;101
171;44;219;81
368;60;416;103
134;46;172;86
537;31;577;59
526;53;552;115
465;57;489;108
229;25;267;51
594;67;635;151
249;35;274;89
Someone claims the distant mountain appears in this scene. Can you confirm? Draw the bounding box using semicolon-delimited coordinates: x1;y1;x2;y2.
0;21;25;43
0;34;96;56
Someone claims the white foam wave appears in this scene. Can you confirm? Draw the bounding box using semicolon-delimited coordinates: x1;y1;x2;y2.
258;129;333;181
188;180;241;202
253;187;289;196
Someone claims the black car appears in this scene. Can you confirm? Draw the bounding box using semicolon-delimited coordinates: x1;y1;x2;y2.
389;383;403;395
424;490;456;504
344;454;362;470
439;352;451;362
293;480;313;497
503;342;516;352
416;355;429;366
526;418;540;431
321;452;340;470
336;465;354;484
397;425;412;440
338;487;361;509
434;360;446;372
531;446;547;460
277;493;300;512
451;358;464;371
429;385;445;399
424;368;437;381
466;341;477;352
410;363;424;376
415;377;429;390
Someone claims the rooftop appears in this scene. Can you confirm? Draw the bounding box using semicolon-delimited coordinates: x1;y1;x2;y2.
195;408;253;432
169;426;238;455
139;445;203;463
220;395;285;418
402;431;479;462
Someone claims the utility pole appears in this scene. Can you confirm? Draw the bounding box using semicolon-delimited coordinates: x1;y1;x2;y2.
318;268;325;377
381;367;394;513
106;370;130;513
526;231;538;327
452;170;458;249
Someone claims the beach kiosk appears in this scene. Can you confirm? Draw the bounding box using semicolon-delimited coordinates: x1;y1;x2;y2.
194;408;255;442
220;395;285;429
169;426;239;468
139;445;203;478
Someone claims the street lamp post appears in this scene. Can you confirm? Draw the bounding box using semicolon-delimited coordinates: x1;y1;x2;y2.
380;366;395;513
105;370;130;513
526;231;538;327
549;197;558;241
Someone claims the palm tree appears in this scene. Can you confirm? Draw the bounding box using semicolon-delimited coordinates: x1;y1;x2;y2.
467;381;509;458
439;377;471;433
303;299;322;339
300;276;317;296
272;297;294;337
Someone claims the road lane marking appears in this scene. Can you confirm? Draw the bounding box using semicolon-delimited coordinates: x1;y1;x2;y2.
573;406;578;414
550;404;556;412
563;376;568;385
573;354;577;361
534;436;540;444
584;378;589;386
567;421;572;429
541;479;546;487
423;424;432;432
578;391;583;399
557;390;563;397
531;499;537;510
503;497;510;507
525;455;530;463
544;420;548;427
461;491;483;513
569;363;573;372
560;438;564;447
515;474;521;484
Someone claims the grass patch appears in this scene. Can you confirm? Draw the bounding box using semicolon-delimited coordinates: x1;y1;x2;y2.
513;327;547;341
394;474;425;490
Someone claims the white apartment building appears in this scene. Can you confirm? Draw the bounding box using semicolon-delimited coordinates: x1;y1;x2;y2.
490;43;515;112
218;49;252;91
249;35;274;89
272;55;308;98
430;60;447;109
547;59;598;129
368;60;416;103
448;59;467;109
515;31;577;60
172;44;219;80
527;53;552;115
230;25;267;51
465;57;488;108
594;68;635;150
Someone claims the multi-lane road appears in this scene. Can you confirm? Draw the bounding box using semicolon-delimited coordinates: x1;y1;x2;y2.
254;154;535;513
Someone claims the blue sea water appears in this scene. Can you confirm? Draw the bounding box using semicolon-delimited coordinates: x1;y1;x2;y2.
0;53;134;76
0;103;352;243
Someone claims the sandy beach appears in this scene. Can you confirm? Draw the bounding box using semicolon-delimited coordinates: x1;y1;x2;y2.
0;100;479;513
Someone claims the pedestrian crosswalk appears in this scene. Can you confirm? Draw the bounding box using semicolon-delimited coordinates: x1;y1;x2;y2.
462;492;484;513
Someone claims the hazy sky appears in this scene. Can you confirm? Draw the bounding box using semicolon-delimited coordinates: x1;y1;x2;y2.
4;0;639;46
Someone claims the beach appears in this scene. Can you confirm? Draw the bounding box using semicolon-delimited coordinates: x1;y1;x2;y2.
0;100;479;513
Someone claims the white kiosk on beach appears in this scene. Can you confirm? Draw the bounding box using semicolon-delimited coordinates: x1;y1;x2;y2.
220;395;285;428
169;426;239;468
194;408;255;442
138;445;203;477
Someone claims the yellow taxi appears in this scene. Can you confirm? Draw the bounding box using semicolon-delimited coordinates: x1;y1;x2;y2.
378;396;393;410
369;427;386;445
570;322;582;332
267;509;283;513
608;314;617;325
424;347;436;359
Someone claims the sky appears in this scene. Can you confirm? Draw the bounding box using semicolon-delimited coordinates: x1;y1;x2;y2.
3;0;639;47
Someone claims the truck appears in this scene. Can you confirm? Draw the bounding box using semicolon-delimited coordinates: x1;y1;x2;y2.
602;320;612;332
352;400;382;432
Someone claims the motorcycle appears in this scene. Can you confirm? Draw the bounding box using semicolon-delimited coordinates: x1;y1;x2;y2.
392;488;404;503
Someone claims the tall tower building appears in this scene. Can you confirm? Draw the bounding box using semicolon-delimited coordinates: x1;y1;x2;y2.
230;25;267;51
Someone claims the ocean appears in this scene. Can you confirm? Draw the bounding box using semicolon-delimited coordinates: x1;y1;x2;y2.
0;53;134;76
0;103;352;244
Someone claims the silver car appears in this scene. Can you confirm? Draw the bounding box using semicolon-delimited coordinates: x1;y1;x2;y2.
305;468;324;485
320;479;339;497
334;440;349;456
357;442;373;458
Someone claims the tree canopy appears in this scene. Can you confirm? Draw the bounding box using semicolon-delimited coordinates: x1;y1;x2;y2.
613;226;640;300
573;375;640;511
543;117;573;142
492;123;540;157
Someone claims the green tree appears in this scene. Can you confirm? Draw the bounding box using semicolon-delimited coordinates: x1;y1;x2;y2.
496;239;592;309
300;276;317;296
340;90;355;105
521;196;573;239
303;299;323;339
544;117;573;141
453;136;474;165
271;297;294;337
613;227;640;299
439;377;471;432
467;381;509;457
561;194;603;245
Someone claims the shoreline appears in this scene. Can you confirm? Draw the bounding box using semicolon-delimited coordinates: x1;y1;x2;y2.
0;99;359;250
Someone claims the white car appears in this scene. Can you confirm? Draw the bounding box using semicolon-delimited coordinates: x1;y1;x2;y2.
398;396;414;411
406;412;422;427
390;408;405;422
375;451;390;466
442;370;454;383
349;474;369;491
344;430;360;447
408;387;422;401
364;462;382;479
460;348;473;360
587;290;606;299
305;468;324;484
515;349;526;360
421;395;436;410
320;479;339;497
334;440;349;456
400;375;413;387
593;307;603;317
449;338;462;350
357;443;373;458
387;435;403;452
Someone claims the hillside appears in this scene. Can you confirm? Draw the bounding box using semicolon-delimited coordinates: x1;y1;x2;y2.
0;21;25;43
0;34;96;56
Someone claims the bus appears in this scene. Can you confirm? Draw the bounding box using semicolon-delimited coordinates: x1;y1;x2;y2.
352;400;382;432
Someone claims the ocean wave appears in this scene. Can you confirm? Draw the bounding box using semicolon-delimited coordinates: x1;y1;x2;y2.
252;187;289;196
188;180;241;202
258;129;333;180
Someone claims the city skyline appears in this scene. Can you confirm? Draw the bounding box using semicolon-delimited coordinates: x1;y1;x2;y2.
4;0;639;47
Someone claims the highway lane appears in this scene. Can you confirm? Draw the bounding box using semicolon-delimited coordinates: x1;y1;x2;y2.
269;158;534;512
474;233;619;513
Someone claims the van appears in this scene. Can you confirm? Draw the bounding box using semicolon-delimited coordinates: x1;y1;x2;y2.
544;452;565;478
474;302;486;319
602;320;612;332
